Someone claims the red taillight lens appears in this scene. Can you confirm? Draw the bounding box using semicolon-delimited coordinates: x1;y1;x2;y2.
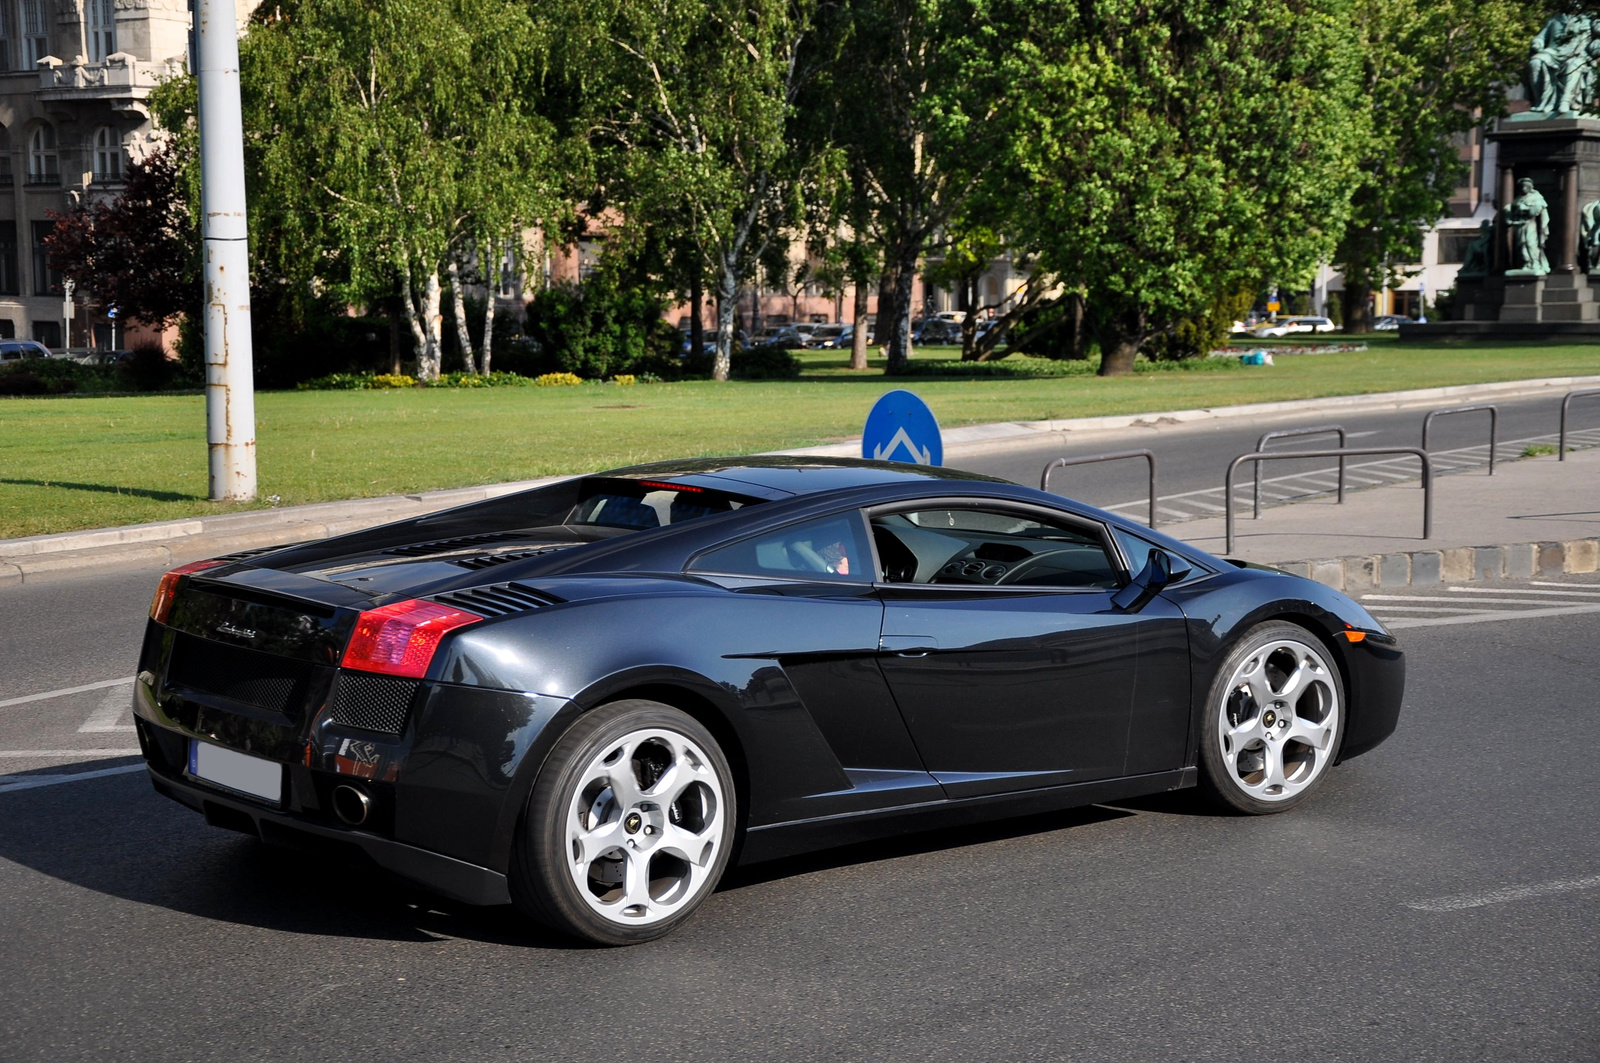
149;559;227;623
340;599;483;679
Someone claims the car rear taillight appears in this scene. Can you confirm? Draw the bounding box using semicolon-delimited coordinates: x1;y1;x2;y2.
340;599;483;679
149;559;227;623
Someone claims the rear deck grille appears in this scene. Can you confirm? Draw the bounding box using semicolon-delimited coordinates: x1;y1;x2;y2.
382;531;529;558
328;673;420;734
167;634;315;718
452;546;572;570
431;582;562;618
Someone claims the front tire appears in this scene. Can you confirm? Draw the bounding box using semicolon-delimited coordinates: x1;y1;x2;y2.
1198;622;1345;814
510;700;736;945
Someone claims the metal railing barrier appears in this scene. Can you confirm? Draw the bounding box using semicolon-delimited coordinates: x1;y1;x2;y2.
1041;450;1159;529
1422;404;1498;475
1225;448;1433;554
1559;389;1600;460
1252;425;1347;519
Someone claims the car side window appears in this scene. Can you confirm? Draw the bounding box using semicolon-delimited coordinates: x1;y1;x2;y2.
689;512;872;583
1110;526;1199;582
870;507;1120;589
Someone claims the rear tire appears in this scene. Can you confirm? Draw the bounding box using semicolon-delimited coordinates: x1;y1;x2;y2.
1197;622;1345;815
510;700;736;945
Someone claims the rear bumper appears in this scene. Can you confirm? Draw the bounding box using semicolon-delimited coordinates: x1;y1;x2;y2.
145;765;511;906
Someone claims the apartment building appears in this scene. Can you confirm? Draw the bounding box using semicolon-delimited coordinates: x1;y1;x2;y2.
0;0;194;348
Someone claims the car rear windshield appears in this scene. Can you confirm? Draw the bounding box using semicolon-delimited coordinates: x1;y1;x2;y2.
567;478;762;531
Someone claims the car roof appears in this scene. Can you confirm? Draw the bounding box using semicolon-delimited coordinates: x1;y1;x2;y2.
599;455;1009;500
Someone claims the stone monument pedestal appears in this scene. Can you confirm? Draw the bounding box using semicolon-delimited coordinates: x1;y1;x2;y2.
1413;117;1600;339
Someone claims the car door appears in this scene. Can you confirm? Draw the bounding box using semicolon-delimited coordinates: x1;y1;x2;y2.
869;501;1188;799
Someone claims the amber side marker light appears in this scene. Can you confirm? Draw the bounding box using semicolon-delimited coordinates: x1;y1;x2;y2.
149;559;227;623
340;599;484;679
1342;630;1367;643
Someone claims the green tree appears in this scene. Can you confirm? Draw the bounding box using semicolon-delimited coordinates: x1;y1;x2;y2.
223;0;562;379
1334;0;1541;332
991;0;1364;376
814;0;1014;373
574;0;816;381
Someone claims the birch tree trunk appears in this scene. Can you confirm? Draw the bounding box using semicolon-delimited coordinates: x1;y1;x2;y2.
480;293;495;375
397;272;430;378
714;262;738;382
447;256;476;374
415;269;444;381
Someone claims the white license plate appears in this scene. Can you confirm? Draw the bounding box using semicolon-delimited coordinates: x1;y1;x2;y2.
188;740;284;804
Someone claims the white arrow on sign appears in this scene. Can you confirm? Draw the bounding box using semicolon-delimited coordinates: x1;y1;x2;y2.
871;426;933;465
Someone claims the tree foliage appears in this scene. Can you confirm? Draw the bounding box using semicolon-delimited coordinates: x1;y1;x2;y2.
45;140;199;329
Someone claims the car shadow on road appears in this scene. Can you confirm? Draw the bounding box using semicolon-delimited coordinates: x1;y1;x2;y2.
721;804;1135;891
0;763;577;950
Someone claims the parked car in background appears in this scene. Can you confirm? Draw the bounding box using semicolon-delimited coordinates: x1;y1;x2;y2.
1251;316;1336;338
805;324;850;349
751;325;805;349
0;340;51;363
1371;315;1412;331
912;318;963;345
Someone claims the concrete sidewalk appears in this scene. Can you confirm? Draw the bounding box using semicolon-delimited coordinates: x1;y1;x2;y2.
1165;445;1600;590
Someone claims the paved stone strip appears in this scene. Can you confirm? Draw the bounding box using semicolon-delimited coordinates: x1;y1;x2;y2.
1271;537;1600;592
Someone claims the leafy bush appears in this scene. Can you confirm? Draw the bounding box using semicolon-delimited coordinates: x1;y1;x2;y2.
535;372;584;387
522;272;677;379
731;343;801;379
0;360;82;395
372;373;419;388
1142;287;1256;361
896;354;1243;379
115;344;188;391
612;374;636;386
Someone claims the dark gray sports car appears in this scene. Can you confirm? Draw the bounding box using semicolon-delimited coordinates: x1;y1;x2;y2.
132;457;1404;944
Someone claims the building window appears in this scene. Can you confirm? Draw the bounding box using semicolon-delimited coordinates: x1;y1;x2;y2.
0;127;11;187
32;319;60;348
87;0;115;63
0;221;17;296
32;219;59;295
93;126;123;181
27;124;57;185
0;3;12;73
20;0;47;67
1438;231;1478;265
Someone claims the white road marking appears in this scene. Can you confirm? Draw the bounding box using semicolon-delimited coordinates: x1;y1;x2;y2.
1383;603;1600;629
1361;594;1594;605
77;685;136;733
0;677;134;710
1362;605;1504;613
1459;585;1600;597
1530;580;1600;589
0;764;146;794
1406;874;1600;912
0;750;141;758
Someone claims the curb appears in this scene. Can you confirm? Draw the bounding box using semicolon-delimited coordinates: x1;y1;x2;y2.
1271;537;1600;593
774;373;1600;458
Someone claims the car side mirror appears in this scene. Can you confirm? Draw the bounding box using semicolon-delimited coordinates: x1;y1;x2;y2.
1111;549;1190;612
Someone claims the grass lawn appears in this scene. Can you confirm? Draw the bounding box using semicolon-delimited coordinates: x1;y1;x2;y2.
1;337;1597;540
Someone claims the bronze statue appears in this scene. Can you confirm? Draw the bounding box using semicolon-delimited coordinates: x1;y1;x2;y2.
1527;13;1599;117
1582;200;1600;272
1505;178;1551;276
1457;220;1492;278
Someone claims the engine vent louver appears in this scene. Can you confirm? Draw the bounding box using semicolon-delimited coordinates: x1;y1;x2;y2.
329;673;420;734
452;545;574;571
381;531;531;558
430;582;563;618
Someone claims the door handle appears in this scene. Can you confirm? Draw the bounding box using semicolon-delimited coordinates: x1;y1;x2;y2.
880;634;938;655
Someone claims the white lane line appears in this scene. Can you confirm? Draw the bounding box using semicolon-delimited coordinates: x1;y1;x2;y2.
1530;580;1600;589
0;677;134;710
77;685;135;733
1448;586;1600;598
1363;606;1503;613
0;750;141;758
1498;584;1600;596
1406;874;1600;912
1384;603;1600;629
1360;594;1598;605
0;763;145;794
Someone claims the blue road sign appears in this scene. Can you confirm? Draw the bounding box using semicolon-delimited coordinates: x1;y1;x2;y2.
862;389;942;466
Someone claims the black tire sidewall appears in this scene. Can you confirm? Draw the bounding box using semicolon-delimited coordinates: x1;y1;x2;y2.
510;700;737;946
1197;621;1346;815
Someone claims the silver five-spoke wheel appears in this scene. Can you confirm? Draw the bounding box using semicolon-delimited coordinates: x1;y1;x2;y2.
511;700;736;945
1200;622;1344;814
566;727;725;926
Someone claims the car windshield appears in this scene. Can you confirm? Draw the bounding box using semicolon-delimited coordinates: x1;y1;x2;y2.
566;478;762;531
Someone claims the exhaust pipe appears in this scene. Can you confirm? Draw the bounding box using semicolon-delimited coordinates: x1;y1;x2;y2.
332;785;371;826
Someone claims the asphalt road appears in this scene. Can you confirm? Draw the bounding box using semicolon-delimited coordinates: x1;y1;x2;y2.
950;390;1600;524
1;565;1596;1061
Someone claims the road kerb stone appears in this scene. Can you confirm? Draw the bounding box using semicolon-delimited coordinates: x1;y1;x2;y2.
1311;559;1345;590
1410;551;1443;585
1563;539;1599;573
1538;541;1565;575
1474;546;1505;581
1379;553;1411;587
1440;547;1475;582
1506;543;1536;579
